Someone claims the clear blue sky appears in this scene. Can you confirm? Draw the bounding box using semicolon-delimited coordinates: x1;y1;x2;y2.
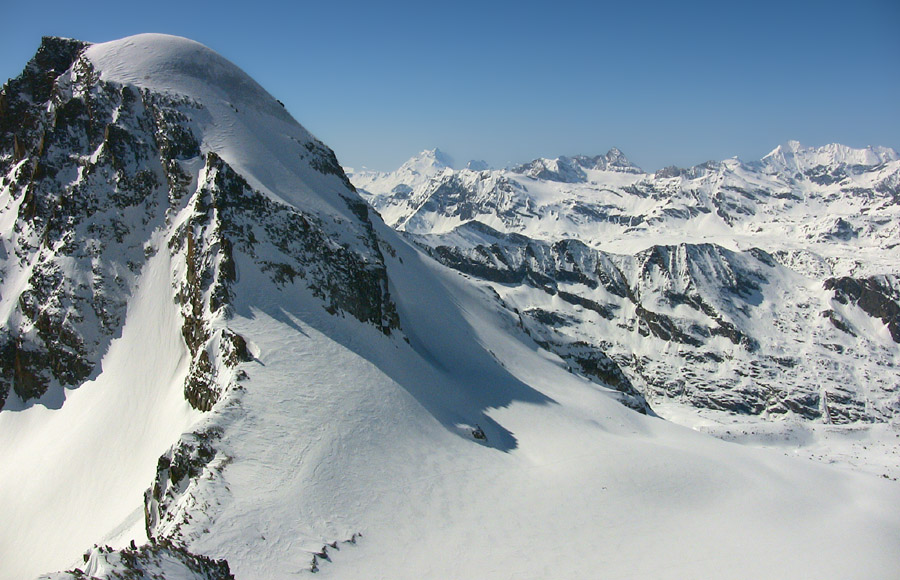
3;0;898;172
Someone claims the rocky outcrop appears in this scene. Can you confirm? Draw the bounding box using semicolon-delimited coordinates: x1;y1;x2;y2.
37;540;233;580
411;221;899;423
144;427;224;541
825;275;900;343
0;39;171;408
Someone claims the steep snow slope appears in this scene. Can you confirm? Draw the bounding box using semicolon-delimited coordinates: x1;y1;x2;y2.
1;35;898;580
0;239;200;579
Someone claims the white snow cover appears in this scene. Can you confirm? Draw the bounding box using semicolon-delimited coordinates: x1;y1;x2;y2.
762;140;899;174
0;34;898;580
179;229;900;579
85;34;361;230
0;232;200;579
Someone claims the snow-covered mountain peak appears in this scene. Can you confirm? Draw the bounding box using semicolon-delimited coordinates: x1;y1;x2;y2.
346;148;459;219
1;34;405;576
86;34;289;121
0;30;406;416
399;147;455;172
81;33;361;225
3;34;900;580
600;146;642;172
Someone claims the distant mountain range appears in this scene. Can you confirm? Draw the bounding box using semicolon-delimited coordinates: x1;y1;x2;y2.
348;142;900;424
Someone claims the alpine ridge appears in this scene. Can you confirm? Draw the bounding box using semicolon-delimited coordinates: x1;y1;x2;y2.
350;143;900;426
1;35;899;580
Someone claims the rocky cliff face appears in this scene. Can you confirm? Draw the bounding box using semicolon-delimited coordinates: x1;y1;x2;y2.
413;223;900;423
0;36;399;413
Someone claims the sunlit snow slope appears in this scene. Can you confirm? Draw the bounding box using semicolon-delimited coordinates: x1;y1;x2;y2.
0;35;898;580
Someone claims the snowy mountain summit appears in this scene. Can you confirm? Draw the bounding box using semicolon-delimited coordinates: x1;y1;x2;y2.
2;35;899;580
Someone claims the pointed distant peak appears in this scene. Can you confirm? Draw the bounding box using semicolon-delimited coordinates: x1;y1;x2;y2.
396;148;456;176
601;147;641;172
418;148;455;168
566;148;642;173
763;140;803;160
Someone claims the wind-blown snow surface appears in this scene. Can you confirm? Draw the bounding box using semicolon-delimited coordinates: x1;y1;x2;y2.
0;34;898;579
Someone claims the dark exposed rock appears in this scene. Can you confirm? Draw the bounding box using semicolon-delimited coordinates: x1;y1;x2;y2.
191;152;400;335
41;539;234;580
556;290;617;320
824;389;869;424
634;304;703;347
655;165;685;178
145;427;222;540
767;390;822;420
303;139;356;190
222;329;253;366
523;308;571;327
825;276;900;342
821;309;856;336
0;43;157;409
560;341;650;413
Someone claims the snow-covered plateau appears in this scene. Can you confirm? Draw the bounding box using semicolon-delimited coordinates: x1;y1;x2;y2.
1;34;898;580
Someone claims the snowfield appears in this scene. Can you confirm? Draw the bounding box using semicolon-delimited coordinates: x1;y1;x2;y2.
183;235;900;580
0;231;201;578
0;34;898;580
